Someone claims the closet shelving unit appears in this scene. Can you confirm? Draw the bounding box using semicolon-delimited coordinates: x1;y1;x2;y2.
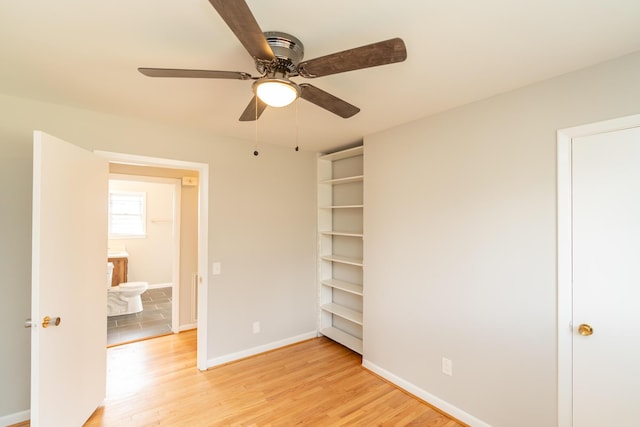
317;145;364;354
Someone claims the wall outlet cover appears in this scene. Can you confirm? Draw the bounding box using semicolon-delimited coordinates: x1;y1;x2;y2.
442;357;453;376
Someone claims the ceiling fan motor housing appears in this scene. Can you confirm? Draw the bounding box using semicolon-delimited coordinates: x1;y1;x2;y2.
255;31;305;77
264;31;304;64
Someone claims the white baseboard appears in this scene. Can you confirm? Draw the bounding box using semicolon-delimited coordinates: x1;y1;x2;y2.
0;409;30;427
207;331;318;368
362;359;492;427
179;323;197;332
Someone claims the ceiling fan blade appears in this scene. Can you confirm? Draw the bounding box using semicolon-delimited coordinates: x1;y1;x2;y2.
239;96;268;121
208;0;274;61
299;84;360;118
298;38;407;78
138;68;253;80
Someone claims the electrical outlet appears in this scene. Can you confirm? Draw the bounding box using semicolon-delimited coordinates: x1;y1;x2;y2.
442;357;453;376
252;321;260;334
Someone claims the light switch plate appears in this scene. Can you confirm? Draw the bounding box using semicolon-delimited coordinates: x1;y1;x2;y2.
212;262;221;275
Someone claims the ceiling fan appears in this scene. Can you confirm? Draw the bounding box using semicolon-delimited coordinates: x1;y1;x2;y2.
138;0;407;121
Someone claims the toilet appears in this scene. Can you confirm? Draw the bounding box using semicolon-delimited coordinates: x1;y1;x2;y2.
107;262;148;316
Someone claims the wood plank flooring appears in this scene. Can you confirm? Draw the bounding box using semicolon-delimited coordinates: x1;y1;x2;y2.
22;330;467;426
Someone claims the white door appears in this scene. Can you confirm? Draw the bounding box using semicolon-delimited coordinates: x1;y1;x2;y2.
31;131;108;426
572;126;640;426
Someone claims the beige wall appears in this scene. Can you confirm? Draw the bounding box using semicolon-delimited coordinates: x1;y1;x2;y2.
363;51;640;426
109;164;200;328
0;94;317;421
0;123;32;421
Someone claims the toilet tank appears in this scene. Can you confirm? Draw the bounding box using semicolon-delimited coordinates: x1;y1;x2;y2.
107;262;114;289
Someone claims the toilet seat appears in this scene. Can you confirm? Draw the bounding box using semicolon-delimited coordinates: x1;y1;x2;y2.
119;281;147;288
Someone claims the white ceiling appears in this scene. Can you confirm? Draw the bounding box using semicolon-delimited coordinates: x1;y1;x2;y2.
1;1;639;152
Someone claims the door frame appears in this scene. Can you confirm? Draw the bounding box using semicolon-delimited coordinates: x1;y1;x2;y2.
556;113;640;427
96;150;209;371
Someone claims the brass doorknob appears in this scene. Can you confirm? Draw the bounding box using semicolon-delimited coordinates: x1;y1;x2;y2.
42;316;61;328
578;323;593;336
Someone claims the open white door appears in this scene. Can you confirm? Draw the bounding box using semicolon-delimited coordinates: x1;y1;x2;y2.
31;131;108;426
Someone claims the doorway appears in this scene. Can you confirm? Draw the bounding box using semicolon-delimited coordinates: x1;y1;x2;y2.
557;113;640;426
96;150;209;371
106;173;183;346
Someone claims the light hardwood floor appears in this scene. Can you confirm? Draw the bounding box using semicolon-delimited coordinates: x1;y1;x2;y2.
21;331;467;426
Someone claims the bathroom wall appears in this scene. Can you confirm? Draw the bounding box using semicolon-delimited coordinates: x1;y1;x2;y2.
108;176;175;286
109;164;200;328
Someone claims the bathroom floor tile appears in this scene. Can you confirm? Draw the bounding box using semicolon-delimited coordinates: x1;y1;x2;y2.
139;311;165;321
157;309;171;317
107;286;172;346
114;314;143;326
113;322;143;332
140;317;173;328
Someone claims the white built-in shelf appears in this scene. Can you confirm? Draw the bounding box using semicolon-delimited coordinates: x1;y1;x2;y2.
321;279;363;296
321;303;363;325
321;327;363;354
320;231;364;238
318;144;364;355
321;254;363;267
320;146;364;161
319;204;364;209
320;175;364;185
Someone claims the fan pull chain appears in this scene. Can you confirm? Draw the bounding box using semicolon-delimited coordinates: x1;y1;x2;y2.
294;97;300;152
253;96;259;156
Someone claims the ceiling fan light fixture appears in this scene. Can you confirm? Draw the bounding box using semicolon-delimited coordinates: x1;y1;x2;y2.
253;78;300;107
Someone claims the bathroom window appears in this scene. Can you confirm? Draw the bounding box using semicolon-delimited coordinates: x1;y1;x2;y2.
109;191;147;238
